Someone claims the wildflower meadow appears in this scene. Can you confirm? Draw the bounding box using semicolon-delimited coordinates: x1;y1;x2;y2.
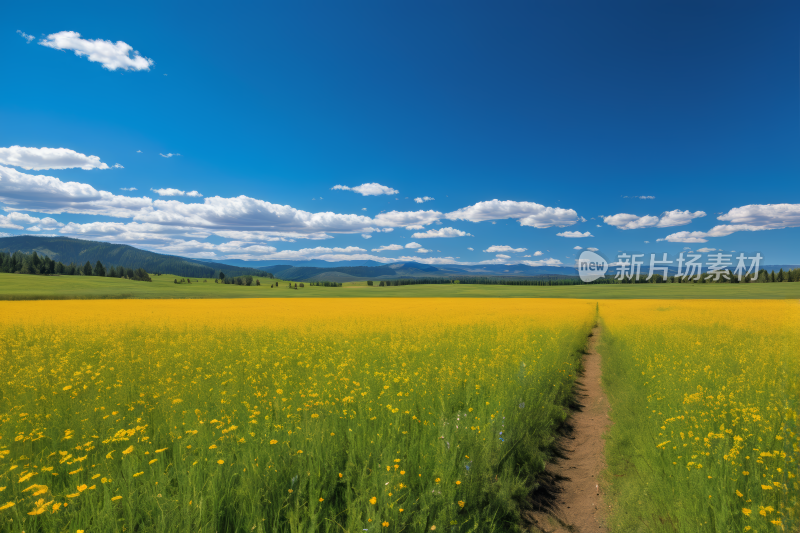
0;298;596;532
600;300;799;533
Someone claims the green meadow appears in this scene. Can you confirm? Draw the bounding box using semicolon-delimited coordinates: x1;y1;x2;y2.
1;272;799;299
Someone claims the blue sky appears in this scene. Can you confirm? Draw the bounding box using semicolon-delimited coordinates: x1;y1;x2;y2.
1;0;799;266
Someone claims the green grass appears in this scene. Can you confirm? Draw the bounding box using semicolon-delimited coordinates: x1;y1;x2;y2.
1;272;799;299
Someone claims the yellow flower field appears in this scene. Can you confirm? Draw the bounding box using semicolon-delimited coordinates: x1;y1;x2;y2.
600;300;799;533
0;298;596;532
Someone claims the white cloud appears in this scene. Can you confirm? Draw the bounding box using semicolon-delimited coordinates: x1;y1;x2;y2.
112;163;123;169
213;230;332;241
657;224;769;243
603;210;706;230
159;153;180;158
0;146;110;170
0;165;152;218
331;183;399;196
150;188;186;197
587;247;598;252
467;247;474;251
637;196;655;199
416;248;431;253
717;203;800;229
446;199;580;228
39;31;153;71
483;245;526;253
120;187;137;191
411;227;472;238
373;210;442;228
556;231;593;238
0;212;64;230
0;232;11;237
404;224;424;230
372;244;404;252
414;196;434;203
696;247;716;253
17;30;34;43
495;254;510;259
533;251;543;256
148;188;202;198
58;221;212;244
573;246;583;250
361;234;372;239
656;204;800;243
405;242;422;249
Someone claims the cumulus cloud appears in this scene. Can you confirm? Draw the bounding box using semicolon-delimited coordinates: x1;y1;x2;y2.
0;146;110;170
405;242;422;249
39;31;153;71
159;153;180;158
212;245;382;263
446;199;580;228
414;196;434;203
0;165;152;218
533;251;543;256
656;204;800;243
587;247;598;252
17;30;35;43
495;254;510;259
331;183;399;196
696;247;716;253
573;246;583;250
372;244;404;252
120;187;137;191
603;210;706;230
416;248;431;253
212;230;332;241
0;212;63;230
467;247;474;251
717;203;800;229
361;234;372;239
657;224;769;243
411;227;471;239
150;188;182;196
483;245;526;253
556;231;593;238
58;221;212;244
373;210;442;228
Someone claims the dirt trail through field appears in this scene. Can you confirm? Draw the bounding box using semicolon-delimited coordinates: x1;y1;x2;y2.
525;326;610;533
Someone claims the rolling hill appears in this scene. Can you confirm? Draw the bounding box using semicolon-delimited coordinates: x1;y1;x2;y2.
0;236;273;279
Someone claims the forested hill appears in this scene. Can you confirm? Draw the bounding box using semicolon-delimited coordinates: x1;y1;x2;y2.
0;236;273;279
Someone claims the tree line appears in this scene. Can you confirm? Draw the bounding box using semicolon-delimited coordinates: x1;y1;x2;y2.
0;251;151;281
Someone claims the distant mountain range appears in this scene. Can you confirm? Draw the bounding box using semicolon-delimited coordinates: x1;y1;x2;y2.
1;236;795;282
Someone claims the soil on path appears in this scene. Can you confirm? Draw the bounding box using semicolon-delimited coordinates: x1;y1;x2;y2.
525;326;610;533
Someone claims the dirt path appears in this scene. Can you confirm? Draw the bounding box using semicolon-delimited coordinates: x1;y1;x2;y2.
525;326;610;533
